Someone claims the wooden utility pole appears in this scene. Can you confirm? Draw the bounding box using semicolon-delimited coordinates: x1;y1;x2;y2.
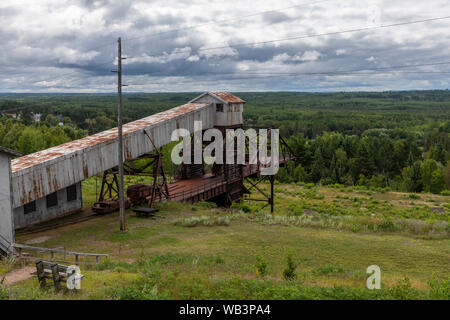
117;37;126;231
269;175;274;213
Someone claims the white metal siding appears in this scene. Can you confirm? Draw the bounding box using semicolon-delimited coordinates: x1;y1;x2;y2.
0;155;14;251
13;183;82;229
190;94;243;127
11;103;214;208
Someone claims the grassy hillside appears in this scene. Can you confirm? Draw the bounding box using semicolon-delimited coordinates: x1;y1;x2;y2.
0;91;448;299
1;182;448;300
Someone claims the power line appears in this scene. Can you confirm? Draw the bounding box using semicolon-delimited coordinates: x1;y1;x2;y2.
13;59;450;92
1;0;331;74
136;61;450;77
123;0;333;43
122;60;450;86
26;14;450;88
26;60;116;86
3;9;449;92
0;1;332;86
2;69;447;101
0;42;117;74
195;15;450;52
1;59;116;89
126;70;450;88
2;70;449;107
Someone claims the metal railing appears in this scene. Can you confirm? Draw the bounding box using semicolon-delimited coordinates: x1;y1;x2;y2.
155;154;295;205
12;243;108;266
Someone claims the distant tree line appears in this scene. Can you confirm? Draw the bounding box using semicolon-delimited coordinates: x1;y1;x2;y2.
0;116;87;155
278;125;450;194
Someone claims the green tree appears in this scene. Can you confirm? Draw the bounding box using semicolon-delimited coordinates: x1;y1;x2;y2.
444;161;450;189
421;159;440;192
393;140;408;172
16;127;45;154
310;147;327;182
44;114;59;127
430;169;445;194
294;163;309;182
85;118;97;135
401;161;423;192
288;133;311;167
426;144;447;165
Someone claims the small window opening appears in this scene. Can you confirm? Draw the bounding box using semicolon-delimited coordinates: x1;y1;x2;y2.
24;201;36;214
67;184;77;202
46;192;58;208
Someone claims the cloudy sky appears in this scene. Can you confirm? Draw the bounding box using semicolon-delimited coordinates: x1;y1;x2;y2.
1;0;449;92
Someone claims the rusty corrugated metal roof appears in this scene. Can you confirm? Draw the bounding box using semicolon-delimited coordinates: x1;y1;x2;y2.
11;103;209;173
210;92;245;103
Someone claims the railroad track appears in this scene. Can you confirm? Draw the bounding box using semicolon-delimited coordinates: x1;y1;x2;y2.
16;210;102;236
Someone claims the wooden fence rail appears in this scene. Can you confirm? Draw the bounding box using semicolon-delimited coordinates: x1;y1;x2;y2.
12;243;108;266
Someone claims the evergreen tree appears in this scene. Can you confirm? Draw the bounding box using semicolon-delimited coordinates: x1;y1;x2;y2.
420;159;440;192
430;169;445;194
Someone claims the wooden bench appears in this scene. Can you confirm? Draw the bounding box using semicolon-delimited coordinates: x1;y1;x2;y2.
36;260;71;289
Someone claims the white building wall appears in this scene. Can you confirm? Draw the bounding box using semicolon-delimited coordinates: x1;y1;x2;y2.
0;154;14;252
13;182;82;229
11;103;214;208
191;95;243;127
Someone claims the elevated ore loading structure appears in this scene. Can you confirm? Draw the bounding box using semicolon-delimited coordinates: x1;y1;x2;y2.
10;102;213;229
0;92;295;254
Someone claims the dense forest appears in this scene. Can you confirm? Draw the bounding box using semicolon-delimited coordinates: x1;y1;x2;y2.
0;91;449;194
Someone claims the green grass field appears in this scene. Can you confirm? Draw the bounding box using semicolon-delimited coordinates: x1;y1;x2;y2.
1;181;449;300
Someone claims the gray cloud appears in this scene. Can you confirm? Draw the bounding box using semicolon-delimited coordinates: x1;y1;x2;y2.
262;11;291;24
0;0;449;92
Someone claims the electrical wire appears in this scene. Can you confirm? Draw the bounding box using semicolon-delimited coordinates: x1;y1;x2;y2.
123;0;333;43
196;16;450;52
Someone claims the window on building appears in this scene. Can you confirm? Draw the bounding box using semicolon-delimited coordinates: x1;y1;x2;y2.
67;184;77;202
24;201;36;214
216;103;224;112
46;192;58;208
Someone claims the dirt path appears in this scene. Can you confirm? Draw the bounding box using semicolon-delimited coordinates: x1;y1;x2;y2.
2;267;35;285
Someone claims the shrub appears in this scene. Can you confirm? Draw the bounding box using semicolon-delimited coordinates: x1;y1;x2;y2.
287;203;303;216
427;275;450;300
440;190;450;196
195;201;218;209
110;276;163;300
173;215;230;227
378;219;397;232
156;201;186;211
255;256;268;278
389;278;420;300
313;265;345;275
216;216;230;226
282;254;298;281
176;217;200;227
408;194;421;199
231;201;252;213
0;278;9;300
214;256;225;264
